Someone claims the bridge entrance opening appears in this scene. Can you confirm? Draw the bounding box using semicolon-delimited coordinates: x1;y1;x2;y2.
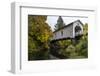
75;26;82;36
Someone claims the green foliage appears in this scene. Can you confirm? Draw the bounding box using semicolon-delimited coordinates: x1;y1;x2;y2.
57;40;72;48
54;23;88;59
54;16;65;30
83;23;88;35
28;15;53;60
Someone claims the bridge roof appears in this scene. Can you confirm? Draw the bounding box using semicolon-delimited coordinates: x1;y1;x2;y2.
53;20;83;33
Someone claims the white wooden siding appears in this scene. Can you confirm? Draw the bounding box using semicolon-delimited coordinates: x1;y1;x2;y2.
53;20;83;40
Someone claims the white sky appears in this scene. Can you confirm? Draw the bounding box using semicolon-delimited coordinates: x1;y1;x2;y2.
46;16;88;31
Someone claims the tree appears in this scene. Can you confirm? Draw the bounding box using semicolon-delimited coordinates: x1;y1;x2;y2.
54;16;65;30
83;23;88;35
75;23;88;58
28;15;53;60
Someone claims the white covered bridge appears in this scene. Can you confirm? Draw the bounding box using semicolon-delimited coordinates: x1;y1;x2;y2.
52;20;83;40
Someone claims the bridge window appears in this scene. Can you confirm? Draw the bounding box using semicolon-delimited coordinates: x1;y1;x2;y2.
61;30;63;36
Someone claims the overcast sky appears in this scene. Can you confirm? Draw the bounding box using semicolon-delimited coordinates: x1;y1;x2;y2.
46;16;88;31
